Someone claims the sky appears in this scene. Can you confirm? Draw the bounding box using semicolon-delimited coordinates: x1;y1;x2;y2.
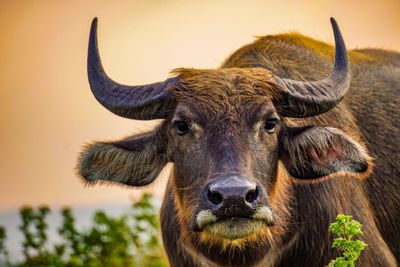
1;0;400;211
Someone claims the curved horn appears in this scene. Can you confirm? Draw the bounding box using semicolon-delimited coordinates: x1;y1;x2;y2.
273;18;350;118
88;18;176;120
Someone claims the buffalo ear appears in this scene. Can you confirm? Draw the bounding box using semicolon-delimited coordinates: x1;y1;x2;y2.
279;126;372;180
77;128;167;187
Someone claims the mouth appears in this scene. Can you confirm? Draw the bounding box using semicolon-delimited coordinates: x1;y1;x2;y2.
203;217;268;240
195;207;274;240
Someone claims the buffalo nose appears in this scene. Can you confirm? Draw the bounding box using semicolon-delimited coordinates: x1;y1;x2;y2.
206;176;261;211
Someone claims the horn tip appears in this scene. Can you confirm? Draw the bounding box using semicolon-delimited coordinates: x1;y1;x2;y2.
89;18;98;50
90;17;97;39
329;17;348;64
330;17;339;31
91;18;98;33
91;17;98;29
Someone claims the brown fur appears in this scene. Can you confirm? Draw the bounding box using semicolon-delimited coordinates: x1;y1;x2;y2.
78;31;399;266
220;32;399;266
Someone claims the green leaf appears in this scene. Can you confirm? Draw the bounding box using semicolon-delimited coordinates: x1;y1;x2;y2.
327;214;367;267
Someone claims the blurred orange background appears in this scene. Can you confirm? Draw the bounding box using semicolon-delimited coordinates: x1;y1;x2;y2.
1;0;399;211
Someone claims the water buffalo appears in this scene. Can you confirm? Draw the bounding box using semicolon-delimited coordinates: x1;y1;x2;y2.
77;18;399;266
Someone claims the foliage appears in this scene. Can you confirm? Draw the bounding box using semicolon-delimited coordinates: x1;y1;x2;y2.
0;193;167;267
0;225;10;266
328;214;367;267
0;206;372;267
18;206;63;267
129;193;166;267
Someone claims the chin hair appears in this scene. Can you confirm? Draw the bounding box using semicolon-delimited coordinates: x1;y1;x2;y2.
204;219;266;240
198;221;273;251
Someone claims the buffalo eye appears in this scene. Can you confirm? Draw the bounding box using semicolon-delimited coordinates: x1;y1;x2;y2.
172;121;190;136
264;118;278;133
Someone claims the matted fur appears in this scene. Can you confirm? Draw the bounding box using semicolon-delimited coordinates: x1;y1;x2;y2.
77;129;167;187
78;143;158;186
280;126;373;180
169;68;280;118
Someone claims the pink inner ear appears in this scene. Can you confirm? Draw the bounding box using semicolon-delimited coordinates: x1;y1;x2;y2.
306;145;342;168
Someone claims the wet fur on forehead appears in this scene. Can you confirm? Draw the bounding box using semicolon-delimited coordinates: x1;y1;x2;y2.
169;68;279;119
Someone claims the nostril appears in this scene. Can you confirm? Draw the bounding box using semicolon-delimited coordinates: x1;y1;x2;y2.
207;190;223;205
245;186;259;204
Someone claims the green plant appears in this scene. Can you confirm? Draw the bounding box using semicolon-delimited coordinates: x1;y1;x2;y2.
0;193;168;267
19;206;64;267
129;193;166;267
0;225;11;266
328;214;368;267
